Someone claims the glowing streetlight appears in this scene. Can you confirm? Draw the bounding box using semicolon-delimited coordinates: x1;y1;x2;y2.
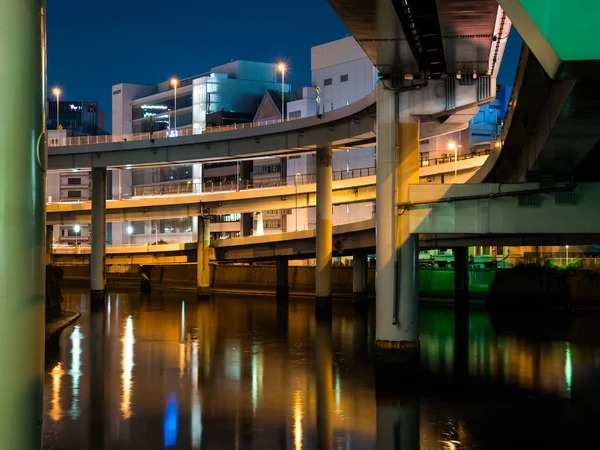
52;88;61;131
127;225;134;245
73;224;81;248
448;142;457;182
278;64;286;121
566;245;570;265
171;78;178;131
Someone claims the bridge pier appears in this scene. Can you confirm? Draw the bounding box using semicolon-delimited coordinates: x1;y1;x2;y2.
453;247;469;303
91;168;107;299
352;252;368;303
0;0;46;447
375;81;420;366
316;145;333;312
276;259;289;300
197;216;211;295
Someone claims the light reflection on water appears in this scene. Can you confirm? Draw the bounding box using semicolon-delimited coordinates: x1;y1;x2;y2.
43;290;600;449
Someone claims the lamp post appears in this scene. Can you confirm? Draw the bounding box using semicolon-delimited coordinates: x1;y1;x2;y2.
73;224;81;250
127;225;134;245
53;87;61;131
278;63;286;121
448;142;457;181
171;78;178;132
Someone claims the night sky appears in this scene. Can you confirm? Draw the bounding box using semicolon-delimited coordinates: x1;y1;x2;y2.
47;0;521;131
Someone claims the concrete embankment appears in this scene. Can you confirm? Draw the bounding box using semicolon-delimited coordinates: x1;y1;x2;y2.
489;268;600;310
59;263;498;299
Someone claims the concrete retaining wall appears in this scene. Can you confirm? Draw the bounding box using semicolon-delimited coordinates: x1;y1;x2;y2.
150;264;376;294
489;268;600;310
61;264;142;289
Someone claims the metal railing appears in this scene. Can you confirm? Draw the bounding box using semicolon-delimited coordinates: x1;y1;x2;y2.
48;117;303;147
420;148;491;167
130;167;376;197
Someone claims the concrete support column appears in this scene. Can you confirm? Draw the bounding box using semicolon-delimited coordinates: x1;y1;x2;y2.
316;145;333;311
197;216;210;293
453;247;469;302
0;1;46;446
255;212;264;236
91;167;107;296
276;259;289;300
46;225;54;265
375;81;420;363
352;252;368;302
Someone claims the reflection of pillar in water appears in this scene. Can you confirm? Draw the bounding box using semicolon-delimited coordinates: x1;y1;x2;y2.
90;303;107;448
316;318;333;450
454;302;469;381
376;395;420;450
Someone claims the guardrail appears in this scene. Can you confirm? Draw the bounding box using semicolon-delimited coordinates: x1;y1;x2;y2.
420;148;491;167
48;117;303;148
130;167;376;197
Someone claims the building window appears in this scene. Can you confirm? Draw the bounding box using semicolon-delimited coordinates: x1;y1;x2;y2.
324;78;333;86
289;110;301;119
340;74;349;82
289;155;301;160
257;165;281;175
264;219;281;229
67;190;82;198
67;178;82;185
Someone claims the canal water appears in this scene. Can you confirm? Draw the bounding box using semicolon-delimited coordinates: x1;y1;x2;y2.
43;289;600;449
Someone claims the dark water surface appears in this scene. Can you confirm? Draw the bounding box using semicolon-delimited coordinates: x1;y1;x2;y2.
43;289;600;449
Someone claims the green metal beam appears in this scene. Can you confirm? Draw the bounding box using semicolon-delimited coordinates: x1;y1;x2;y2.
0;1;47;448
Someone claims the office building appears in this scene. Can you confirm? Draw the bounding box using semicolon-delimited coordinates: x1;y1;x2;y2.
110;60;291;244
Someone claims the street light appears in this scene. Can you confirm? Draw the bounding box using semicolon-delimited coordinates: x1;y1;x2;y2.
448;142;457;181
171;78;178;132
73;224;81;249
52;88;61;131
127;225;134;245
566;245;570;265
278;63;286;121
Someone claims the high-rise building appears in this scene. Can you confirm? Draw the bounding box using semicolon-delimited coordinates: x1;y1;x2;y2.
110;60;291;245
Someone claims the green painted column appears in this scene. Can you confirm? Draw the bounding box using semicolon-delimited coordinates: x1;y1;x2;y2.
0;0;47;448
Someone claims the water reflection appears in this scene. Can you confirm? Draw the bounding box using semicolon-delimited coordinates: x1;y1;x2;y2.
121;315;134;419
43;291;600;449
69;325;83;419
49;362;64;422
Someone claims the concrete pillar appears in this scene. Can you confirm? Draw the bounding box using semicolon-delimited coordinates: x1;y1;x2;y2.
197;216;210;292
352;252;368;302
375;81;420;364
0;1;46;446
276;259;289;299
91;167;107;296
255;212;264;236
316;145;333;310
46;225;54;265
453;247;469;302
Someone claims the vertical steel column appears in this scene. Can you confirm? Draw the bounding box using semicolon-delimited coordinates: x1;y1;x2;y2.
276;259;289;300
91;167;107;296
316;145;333;310
197;217;210;292
0;0;46;447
